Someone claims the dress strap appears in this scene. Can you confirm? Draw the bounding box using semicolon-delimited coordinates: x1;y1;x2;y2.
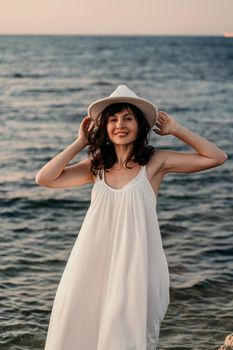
141;164;147;176
93;169;103;183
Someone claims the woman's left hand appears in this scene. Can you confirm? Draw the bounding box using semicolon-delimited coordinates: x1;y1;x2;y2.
152;111;181;136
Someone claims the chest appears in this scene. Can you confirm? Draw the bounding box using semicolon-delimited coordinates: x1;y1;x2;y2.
103;168;142;190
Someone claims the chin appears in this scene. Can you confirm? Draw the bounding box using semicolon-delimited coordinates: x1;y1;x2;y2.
113;140;135;146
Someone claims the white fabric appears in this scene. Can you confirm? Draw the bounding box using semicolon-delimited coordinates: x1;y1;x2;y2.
44;164;170;350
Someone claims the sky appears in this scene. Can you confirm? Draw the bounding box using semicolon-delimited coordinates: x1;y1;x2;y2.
0;0;232;35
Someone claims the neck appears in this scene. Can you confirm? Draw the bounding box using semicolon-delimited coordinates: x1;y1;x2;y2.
113;144;133;167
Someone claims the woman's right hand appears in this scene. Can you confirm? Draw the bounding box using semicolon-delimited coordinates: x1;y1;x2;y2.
77;115;96;147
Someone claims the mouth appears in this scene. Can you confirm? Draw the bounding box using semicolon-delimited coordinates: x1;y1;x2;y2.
114;132;128;136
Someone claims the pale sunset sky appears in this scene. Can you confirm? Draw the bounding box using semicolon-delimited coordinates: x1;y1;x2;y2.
0;0;232;35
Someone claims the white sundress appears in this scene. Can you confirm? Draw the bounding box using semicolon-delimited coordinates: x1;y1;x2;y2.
44;164;170;350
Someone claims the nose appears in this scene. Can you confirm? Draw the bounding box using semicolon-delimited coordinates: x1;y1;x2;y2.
116;118;125;129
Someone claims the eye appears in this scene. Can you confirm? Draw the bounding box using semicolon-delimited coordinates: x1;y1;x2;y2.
124;115;134;121
108;117;116;122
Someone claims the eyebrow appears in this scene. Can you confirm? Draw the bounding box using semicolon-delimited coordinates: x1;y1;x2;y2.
109;113;132;117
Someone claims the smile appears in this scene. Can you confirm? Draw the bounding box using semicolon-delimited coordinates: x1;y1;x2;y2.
114;132;128;136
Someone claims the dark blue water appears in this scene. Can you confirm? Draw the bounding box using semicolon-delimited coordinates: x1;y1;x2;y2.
0;35;232;350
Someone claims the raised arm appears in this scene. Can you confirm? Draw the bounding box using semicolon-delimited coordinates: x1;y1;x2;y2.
35;116;95;188
152;111;228;174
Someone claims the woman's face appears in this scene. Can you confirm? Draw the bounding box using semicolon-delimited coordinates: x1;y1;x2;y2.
106;107;139;146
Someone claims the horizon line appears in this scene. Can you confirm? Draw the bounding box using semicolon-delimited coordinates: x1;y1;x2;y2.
0;33;226;37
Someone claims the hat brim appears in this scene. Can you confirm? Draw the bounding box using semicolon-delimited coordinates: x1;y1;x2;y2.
87;96;158;128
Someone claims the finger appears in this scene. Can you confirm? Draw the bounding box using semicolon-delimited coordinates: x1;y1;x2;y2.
159;111;169;120
85;116;92;122
88;123;96;133
83;116;91;125
83;118;92;129
82;120;89;129
158;113;167;120
82;122;89;130
154;121;162;128
157;117;165;124
152;128;161;134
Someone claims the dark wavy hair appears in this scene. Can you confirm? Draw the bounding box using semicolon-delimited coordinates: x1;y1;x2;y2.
87;102;156;178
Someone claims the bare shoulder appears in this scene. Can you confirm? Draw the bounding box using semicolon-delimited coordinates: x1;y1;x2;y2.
81;158;104;183
78;158;95;182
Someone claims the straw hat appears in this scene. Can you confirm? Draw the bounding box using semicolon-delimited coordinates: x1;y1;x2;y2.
87;84;158;128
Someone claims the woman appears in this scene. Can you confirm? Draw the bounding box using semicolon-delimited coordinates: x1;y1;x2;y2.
36;85;227;350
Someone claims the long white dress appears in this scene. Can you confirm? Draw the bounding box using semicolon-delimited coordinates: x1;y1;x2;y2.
44;164;170;350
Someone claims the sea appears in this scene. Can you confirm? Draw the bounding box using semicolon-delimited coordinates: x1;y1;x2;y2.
0;35;232;350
